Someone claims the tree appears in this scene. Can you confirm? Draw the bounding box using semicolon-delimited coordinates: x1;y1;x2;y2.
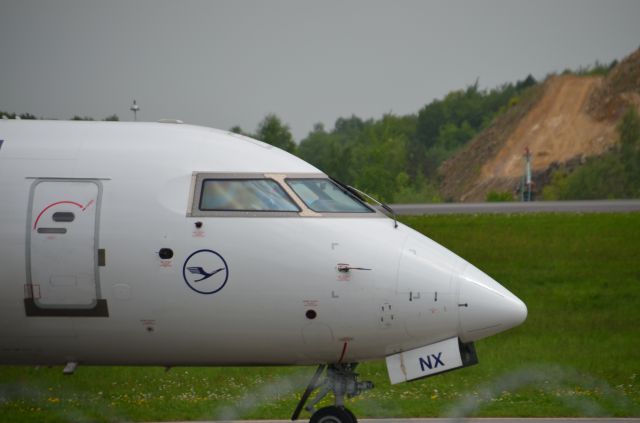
229;125;246;135
1;111;37;119
334;115;366;137
618;106;640;196
415;99;445;150
436;121;476;151
299;122;355;183
515;74;537;91
542;155;628;200
254;114;296;153
104;114;119;121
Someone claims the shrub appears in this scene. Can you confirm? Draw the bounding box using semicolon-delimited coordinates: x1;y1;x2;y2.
486;190;514;202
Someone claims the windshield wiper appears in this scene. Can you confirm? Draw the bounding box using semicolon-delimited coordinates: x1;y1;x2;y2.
332;179;398;229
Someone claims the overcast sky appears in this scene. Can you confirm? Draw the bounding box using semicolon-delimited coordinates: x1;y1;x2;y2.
1;0;639;140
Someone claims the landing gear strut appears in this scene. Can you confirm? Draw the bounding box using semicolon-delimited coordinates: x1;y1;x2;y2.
292;363;373;423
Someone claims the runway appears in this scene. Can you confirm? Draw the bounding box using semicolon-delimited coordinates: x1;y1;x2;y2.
390;200;640;215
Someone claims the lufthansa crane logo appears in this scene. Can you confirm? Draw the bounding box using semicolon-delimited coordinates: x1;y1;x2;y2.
182;249;229;295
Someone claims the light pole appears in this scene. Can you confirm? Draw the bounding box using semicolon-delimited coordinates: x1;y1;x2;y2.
522;146;532;202
130;99;140;121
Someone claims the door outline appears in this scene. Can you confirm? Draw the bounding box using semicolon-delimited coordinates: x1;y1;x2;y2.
24;178;109;317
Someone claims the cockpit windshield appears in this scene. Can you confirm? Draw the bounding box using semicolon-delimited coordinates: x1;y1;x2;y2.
286;179;373;213
200;179;300;212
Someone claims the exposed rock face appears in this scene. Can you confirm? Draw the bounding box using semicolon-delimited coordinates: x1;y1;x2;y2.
439;49;640;202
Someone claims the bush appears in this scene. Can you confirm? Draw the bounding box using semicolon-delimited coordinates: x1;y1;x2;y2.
542;107;640;200
486;190;514;202
542;155;628;200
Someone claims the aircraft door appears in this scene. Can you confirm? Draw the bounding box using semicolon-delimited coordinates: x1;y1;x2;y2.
26;179;106;315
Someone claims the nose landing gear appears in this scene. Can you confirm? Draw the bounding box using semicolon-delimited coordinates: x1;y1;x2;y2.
308;406;357;423
292;363;373;423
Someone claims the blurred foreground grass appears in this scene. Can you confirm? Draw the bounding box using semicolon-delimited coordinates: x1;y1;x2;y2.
1;213;639;422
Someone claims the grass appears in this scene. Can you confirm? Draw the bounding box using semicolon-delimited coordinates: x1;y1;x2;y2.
1;213;639;421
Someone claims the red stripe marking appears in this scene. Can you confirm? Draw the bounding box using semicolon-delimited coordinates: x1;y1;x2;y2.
32;201;84;230
338;341;348;364
82;199;95;211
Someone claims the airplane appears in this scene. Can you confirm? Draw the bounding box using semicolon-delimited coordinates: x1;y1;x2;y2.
0;119;527;423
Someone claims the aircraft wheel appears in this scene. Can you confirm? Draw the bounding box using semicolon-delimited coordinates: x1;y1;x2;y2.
343;407;357;423
309;406;357;423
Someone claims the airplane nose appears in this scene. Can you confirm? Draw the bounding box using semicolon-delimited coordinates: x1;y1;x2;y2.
457;264;527;342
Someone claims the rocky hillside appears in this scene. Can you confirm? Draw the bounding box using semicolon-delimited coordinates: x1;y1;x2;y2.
439;48;640;202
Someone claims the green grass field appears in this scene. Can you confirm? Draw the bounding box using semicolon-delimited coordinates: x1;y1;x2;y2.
1;213;639;422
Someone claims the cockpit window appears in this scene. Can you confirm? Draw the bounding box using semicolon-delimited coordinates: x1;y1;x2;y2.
286;179;374;213
200;179;300;212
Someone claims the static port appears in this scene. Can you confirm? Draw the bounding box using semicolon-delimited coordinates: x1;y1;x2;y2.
306;310;317;320
195;221;203;229
158;248;174;259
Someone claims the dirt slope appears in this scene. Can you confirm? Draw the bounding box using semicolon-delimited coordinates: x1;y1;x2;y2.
439;49;640;202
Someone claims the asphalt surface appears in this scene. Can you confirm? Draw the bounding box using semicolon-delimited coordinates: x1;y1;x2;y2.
153;419;640;423
390;200;640;215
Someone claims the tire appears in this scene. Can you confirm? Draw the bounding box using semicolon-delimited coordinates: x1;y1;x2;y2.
309;406;356;423
343;407;358;423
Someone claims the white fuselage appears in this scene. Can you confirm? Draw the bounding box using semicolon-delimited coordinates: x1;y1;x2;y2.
0;120;526;368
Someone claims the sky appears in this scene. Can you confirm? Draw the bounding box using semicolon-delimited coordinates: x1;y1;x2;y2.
1;0;639;141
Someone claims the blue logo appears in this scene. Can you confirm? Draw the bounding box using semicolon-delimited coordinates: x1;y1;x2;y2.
418;352;445;371
187;266;225;282
182;249;229;294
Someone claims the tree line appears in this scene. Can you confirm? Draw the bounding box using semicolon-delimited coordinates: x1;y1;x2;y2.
1;75;540;203
237;75;537;203
0;111;119;121
7;62;637;203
